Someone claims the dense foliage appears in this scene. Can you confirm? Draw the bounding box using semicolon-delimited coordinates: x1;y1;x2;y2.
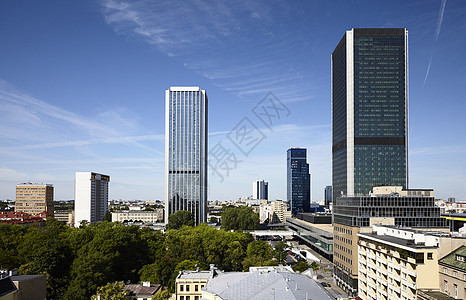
0;218;286;299
166;210;194;230
221;206;259;230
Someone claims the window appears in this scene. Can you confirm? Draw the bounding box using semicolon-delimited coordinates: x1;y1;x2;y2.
180;297;184;300
445;280;448;292
454;271;458;278
195;285;198;292
180;285;184;292
427;253;433;260
456;255;465;262
444;268;448;274
186;285;190;292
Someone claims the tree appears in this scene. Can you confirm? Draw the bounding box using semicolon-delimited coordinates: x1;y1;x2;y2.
91;281;128;300
242;240;273;271
274;241;287;263
221;207;259;230
102;210;112;222
209;216;218;223
152;290;171;300
291;260;311;273
166;211;194;230
18;218;73;299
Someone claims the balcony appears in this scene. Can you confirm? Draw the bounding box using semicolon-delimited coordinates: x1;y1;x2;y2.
401;266;417;277
388;261;401;271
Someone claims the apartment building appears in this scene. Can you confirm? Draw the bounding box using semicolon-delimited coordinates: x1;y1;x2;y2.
358;225;442;300
333;186;447;296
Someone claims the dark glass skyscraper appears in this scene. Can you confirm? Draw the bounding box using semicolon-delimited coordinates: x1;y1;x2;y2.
287;148;310;215
165;87;208;225
332;28;408;201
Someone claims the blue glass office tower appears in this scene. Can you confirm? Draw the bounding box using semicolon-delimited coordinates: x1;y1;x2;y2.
332;28;408;296
287;148;311;215
324;185;332;206
165;87;208;225
332;28;408;201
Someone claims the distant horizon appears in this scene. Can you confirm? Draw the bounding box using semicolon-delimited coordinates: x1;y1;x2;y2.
1;1;465;202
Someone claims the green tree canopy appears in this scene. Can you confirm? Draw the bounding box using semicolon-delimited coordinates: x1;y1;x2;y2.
91;281;128;300
291;260;311;273
166;210;194;230
221;206;259;231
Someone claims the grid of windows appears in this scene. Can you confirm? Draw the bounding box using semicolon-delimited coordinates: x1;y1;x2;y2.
287;148;310;215
332;28;407;201
334;195;447;228
166;88;207;225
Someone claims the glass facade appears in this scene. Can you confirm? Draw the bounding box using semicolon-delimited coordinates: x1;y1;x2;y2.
333;194;448;228
331;28;410;296
165;87;207;225
287;148;310;215
332;28;408;200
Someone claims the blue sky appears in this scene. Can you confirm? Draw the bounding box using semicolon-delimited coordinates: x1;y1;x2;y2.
0;0;465;202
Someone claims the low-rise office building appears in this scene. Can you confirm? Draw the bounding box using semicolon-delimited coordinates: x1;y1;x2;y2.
53;211;74;226
358;225;442;300
286;216;333;260
112;209;164;224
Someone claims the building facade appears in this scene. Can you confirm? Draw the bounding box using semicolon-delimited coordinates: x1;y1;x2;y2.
325;185;332;206
287;148;311;215
252;180;268;200
111;209;164;223
358;225;442;300
333;186;448;296
165;87;208;226
74;172;110;227
332;28;409;202
439;245;466;300
176;269;213;300
15;183;54;216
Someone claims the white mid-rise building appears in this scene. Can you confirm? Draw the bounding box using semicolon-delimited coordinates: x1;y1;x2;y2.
74;172;110;227
357;225;442;300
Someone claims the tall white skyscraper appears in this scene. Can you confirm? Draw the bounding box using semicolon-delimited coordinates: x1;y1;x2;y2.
165;87;207;225
74;172;110;227
253;180;268;200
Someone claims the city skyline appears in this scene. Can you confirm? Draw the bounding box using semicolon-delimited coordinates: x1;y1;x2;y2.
0;1;465;201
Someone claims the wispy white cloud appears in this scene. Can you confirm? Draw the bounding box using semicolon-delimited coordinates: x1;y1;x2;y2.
0;80;161;154
424;0;447;86
435;0;447;41
423;57;432;87
98;0;315;104
11;135;163;150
